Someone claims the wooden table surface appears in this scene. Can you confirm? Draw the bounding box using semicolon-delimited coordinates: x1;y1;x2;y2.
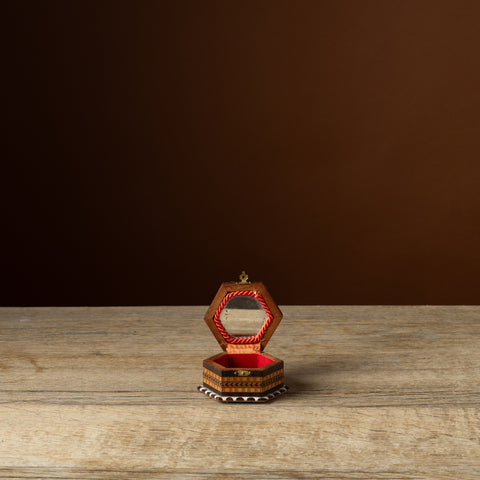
1;306;479;479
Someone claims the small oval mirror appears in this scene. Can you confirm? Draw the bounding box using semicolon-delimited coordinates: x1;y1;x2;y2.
219;296;267;337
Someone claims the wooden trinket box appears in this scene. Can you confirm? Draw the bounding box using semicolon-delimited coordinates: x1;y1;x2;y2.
198;272;288;403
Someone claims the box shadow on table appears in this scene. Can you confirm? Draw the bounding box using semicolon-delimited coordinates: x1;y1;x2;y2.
285;355;366;395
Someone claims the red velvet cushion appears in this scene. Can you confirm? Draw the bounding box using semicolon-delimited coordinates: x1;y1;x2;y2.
214;353;274;368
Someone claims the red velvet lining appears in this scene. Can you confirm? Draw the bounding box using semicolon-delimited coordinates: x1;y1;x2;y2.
214;354;274;369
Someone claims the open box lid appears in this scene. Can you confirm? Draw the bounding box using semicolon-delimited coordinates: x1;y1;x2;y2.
204;273;283;352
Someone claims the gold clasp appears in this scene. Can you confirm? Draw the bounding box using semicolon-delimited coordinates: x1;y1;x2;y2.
239;271;249;284
235;370;251;376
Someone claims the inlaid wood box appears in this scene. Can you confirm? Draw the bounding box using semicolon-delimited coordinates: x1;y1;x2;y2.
198;273;288;403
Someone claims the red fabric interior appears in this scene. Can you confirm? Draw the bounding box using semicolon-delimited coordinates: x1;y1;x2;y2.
214;354;274;368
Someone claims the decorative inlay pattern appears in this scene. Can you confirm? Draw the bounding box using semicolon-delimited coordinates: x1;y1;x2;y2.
203;367;285;393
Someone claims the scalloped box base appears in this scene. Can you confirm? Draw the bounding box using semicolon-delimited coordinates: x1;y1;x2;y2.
198;384;288;403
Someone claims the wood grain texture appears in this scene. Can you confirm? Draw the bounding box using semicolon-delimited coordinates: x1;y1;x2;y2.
1;306;479;479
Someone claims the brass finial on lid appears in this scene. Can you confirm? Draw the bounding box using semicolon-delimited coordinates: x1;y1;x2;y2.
239;271;249;284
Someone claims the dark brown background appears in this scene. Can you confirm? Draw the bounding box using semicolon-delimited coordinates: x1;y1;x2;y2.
3;0;480;306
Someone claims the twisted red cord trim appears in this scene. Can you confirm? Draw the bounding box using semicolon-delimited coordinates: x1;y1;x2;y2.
213;290;273;344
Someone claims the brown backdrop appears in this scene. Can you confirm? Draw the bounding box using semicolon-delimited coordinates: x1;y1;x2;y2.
3;0;480;306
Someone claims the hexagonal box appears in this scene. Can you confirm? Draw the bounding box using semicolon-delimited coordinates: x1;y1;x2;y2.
198;274;288;403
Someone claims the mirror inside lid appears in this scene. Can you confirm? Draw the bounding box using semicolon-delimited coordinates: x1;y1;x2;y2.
204;271;283;351
219;295;266;336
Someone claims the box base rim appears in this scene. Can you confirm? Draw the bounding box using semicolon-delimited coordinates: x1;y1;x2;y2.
197;384;288;403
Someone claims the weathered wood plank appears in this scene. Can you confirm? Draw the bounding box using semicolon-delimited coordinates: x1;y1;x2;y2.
1;307;479;405
0;468;477;480
1;306;479;478
0;405;479;478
